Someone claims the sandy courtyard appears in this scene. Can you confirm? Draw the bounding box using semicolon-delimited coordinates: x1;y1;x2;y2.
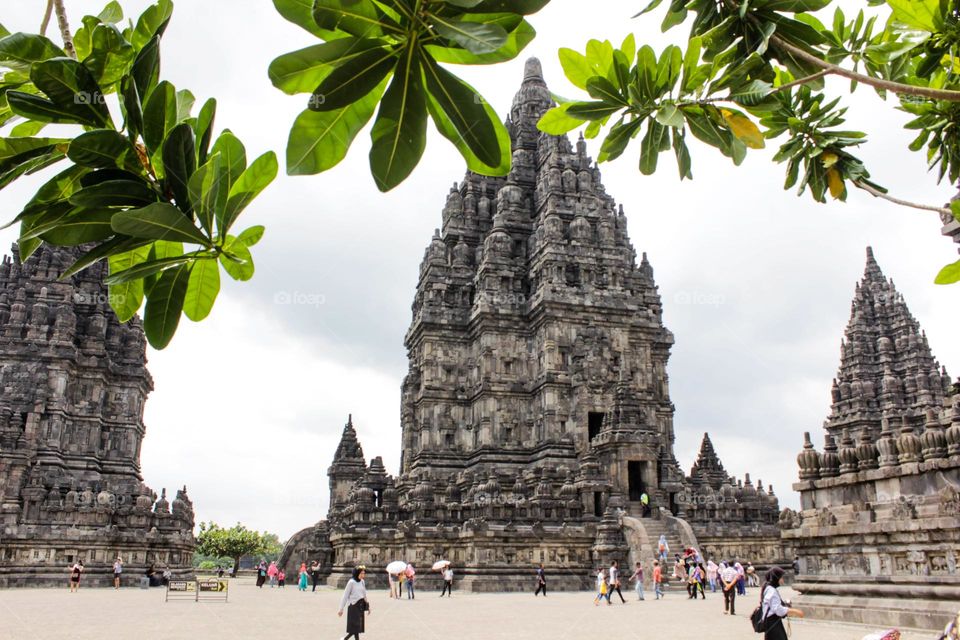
0;578;932;640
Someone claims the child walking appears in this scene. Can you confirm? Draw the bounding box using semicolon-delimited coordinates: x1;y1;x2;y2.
653;560;663;599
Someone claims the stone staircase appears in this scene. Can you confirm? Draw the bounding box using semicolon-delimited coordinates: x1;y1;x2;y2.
621;514;699;587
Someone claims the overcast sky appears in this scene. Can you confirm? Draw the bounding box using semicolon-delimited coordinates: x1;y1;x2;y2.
3;1;959;540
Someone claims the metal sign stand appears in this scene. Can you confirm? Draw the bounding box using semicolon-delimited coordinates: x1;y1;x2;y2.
165;579;228;603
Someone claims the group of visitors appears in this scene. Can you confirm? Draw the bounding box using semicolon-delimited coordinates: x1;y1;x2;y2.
387;563;417;599
591;560;641;605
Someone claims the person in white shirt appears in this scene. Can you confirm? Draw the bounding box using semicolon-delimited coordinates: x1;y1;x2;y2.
720;561;739;615
440;566;454;597
338;566;369;640
608;561;626;603
113;557;122;590
759;567;803;639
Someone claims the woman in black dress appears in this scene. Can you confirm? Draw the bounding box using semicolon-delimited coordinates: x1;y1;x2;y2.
337;566;369;640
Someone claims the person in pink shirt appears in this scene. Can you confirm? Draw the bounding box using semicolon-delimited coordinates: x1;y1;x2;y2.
404;564;416;599
267;561;279;588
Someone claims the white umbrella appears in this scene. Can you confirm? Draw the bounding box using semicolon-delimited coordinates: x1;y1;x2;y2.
431;560;450;571
386;561;407;575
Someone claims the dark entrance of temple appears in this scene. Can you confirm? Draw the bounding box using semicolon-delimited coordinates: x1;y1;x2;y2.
588;412;604;440
628;461;644;501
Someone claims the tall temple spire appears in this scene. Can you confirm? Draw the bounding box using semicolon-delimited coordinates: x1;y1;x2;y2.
688;433;729;490
509;56;554;140
333;413;365;463
826;247;951;441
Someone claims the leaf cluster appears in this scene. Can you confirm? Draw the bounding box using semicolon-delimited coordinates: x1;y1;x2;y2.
0;1;276;348
270;0;547;190
195;521;272;561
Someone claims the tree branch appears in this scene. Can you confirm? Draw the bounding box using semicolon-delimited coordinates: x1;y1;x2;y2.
40;0;54;36
853;180;951;216
774;70;829;93
772;37;960;102
52;0;76;59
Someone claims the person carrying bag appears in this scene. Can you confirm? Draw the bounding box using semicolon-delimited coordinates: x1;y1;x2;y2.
751;567;803;639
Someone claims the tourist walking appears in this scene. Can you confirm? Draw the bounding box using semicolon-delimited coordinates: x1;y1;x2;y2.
534;564;547;596
297;565;307;591
68;559;83;592
720;561;738;615
276;569;284;588
609;561;626;603
440;566;454;597
629;562;644;600
747;562;758;587
640;492;650;517
256;560;267;588
653;560;663;599
687;563;703;599
735;562;746;596
338;566;369;640
113;557;122;589
706;559;718;592
388;569;398;599
593;568;610;606
404;563;415;599
310;560;321;592
758;567;804;640
657;534;668;561
268;561;279;587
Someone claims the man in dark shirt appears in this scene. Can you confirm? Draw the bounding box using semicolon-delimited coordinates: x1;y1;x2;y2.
534;564;546;596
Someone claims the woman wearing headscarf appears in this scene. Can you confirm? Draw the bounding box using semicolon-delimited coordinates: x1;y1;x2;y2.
759;567;803;640
658;534;669;561
338;566;370;640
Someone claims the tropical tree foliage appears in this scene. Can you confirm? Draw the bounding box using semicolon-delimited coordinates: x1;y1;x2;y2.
195;521;274;576
0;0;275;348
270;0;546;190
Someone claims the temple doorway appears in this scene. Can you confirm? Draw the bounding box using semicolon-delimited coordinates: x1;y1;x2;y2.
628;461;644;501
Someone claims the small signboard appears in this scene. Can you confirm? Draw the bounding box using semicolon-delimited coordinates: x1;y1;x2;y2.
165;580;197;602
165;579;227;603
197;579;229;602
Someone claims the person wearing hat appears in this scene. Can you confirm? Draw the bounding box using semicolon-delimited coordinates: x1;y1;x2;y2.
338;566;370;640
759;566;804;639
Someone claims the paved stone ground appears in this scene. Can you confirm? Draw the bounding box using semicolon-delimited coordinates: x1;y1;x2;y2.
0;578;933;640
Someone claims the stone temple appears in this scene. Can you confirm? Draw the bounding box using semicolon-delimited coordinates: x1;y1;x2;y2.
280;59;781;589
782;248;960;628
0;244;195;587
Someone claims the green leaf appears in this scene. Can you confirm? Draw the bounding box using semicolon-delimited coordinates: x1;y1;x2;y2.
598;118;642;162
273;0;340;38
465;0;549;13
0;137;68;175
934;259;960;285
950;200;960;223
106;252;190;286
111;202;210;245
10;121;48;137
143;262;190;349
655;104;685;128
432;16;508;55
269;38;386;95
421;55;502;168
639;120;667;175
130;35;160;101
886;0;942;31
142;80;177;155
309;46;396;112
237;225;265;247
566;101;622;121
285;81;384;175
221;152;278;233
83;23;135;88
368;46;427;192
558;47;596;91
672;128;692;180
0;33;65;72
30;58;111;127
15;164;87;220
188;153;227;236
67;130;135;169
194;98;216;165
38;209;116;245
98;2;125;23
107;244;151;320
425;87;510;176
131;0;173;49
425;19;535;64
162;123;197;213
313;0;396;37
586;76;628;106
7;91;85;125
68;179;157;208
60;236;149;280
538;103;587;135
121;74;144;141
183;258;220;322
219;237;254;281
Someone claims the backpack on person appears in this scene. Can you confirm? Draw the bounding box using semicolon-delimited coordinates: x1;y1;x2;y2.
750;605;770;633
